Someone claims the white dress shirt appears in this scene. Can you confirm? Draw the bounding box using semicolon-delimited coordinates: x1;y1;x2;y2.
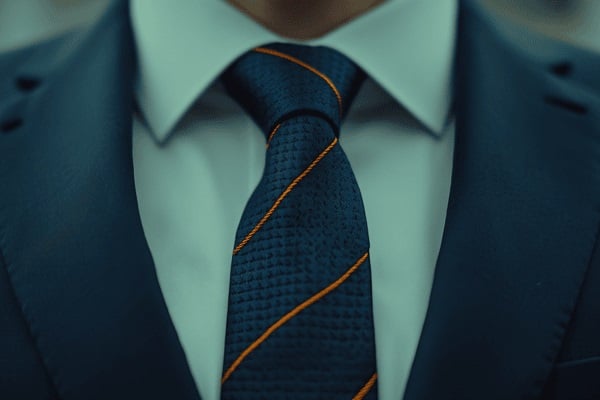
131;1;457;398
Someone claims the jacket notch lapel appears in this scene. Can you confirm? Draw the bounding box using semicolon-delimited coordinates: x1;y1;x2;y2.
404;1;600;399
0;2;201;399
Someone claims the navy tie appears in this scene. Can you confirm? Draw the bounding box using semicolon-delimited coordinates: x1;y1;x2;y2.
220;43;378;399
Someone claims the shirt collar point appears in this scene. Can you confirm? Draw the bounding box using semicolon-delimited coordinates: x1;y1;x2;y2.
135;74;218;144
418;99;453;137
135;91;181;144
138;108;177;144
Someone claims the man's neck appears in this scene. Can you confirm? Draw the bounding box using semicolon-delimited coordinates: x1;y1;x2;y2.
227;0;385;40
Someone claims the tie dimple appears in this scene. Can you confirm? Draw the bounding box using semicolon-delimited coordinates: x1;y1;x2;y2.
221;43;378;400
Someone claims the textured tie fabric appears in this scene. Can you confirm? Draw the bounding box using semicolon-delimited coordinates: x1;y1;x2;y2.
220;43;378;399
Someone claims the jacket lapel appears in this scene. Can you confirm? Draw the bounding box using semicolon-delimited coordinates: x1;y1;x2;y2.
0;2;200;399
404;1;600;399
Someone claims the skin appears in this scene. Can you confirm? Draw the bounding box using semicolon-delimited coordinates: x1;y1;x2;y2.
227;0;385;39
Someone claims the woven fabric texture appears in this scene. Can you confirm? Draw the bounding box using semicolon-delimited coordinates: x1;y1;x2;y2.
221;43;378;399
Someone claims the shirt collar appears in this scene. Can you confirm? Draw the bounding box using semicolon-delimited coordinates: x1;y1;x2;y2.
131;0;457;142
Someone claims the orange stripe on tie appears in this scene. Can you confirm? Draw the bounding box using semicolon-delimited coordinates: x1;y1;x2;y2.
232;137;338;255
265;123;281;149
352;373;378;400
221;252;370;384
254;47;343;119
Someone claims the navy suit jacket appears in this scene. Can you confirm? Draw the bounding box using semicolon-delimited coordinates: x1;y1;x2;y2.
0;1;599;399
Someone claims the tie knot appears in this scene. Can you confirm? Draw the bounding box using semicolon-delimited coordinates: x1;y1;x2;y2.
221;43;366;137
